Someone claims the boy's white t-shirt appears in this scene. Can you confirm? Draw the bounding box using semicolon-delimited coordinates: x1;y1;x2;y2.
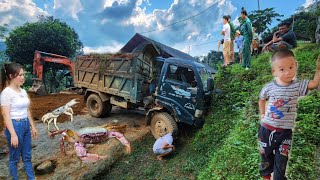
0;87;30;119
153;133;173;151
222;23;231;42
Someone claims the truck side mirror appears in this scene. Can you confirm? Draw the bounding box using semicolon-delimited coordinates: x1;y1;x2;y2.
207;77;214;91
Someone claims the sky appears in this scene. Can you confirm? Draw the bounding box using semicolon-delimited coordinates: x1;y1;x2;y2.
0;0;316;57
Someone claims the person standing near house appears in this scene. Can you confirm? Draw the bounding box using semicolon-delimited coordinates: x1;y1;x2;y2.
235;30;244;64
240;7;253;70
217;39;224;52
251;27;259;55
221;15;231;66
227;15;236;64
1;63;38;180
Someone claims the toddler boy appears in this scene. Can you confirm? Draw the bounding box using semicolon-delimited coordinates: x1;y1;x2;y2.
258;49;320;179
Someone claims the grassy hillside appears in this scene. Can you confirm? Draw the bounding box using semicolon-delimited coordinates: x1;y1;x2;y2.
100;44;320;179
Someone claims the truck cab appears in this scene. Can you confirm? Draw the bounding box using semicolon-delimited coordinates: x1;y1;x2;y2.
147;57;214;138
73;43;214;139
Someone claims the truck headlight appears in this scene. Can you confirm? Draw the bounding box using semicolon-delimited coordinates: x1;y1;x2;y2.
195;109;203;118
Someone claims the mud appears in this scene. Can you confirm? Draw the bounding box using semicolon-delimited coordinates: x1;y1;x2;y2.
0;93;150;179
0;93;87;131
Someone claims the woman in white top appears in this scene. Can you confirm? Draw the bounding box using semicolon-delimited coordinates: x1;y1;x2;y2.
1;63;38;180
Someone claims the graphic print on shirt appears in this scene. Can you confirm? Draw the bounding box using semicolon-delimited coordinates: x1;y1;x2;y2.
270;98;291;119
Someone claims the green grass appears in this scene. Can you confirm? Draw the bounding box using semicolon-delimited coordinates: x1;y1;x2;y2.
97;43;320;179
96;132;203;180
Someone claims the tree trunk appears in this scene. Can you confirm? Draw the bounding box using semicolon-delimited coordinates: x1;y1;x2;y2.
316;16;320;44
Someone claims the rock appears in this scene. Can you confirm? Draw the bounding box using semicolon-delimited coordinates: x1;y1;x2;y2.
86;144;95;148
37;160;53;170
35;160;55;175
316;16;320;44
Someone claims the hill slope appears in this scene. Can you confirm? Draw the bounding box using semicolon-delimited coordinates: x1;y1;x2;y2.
98;44;320;179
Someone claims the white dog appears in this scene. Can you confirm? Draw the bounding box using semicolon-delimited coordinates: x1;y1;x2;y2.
42;99;79;131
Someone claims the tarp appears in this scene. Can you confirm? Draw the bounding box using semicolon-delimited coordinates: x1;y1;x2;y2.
120;33;217;74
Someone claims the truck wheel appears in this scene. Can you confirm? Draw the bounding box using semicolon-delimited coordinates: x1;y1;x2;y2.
87;94;108;117
150;112;178;139
103;100;112;116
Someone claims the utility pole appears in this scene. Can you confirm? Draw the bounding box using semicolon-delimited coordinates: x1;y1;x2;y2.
292;15;295;31
258;0;260;10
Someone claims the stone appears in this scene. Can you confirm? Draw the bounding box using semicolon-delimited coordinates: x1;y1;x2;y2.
37;160;53;170
35;160;55;175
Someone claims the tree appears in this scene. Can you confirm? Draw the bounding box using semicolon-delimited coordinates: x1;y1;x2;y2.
247;8;283;35
5;16;83;66
0;24;8;61
261;2;320;43
289;2;320;42
5;16;83;93
0;24;8;40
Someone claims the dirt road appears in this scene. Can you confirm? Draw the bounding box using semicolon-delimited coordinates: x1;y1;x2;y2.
0;93;150;180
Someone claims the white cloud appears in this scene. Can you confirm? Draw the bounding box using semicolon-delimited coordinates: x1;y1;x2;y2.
232;16;240;27
303;0;316;8
104;0;130;8
187;31;200;40
137;0;150;6
53;0;83;21
0;0;47;27
124;0;236;56
83;41;124;54
0;0;237;57
181;46;191;54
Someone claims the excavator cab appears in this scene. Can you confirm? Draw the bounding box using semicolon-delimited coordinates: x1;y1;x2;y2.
29;78;47;95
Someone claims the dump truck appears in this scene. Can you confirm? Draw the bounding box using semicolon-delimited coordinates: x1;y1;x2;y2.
74;43;214;138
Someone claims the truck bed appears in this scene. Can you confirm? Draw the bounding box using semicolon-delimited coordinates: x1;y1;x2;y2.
74;53;154;104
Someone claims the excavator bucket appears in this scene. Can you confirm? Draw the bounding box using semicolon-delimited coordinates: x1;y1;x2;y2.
29;78;48;95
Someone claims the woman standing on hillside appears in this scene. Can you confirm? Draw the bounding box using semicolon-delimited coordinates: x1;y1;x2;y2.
1;63;38;180
240;7;253;70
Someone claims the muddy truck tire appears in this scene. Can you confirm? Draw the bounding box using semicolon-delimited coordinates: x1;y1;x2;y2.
150;112;178;139
87;94;111;117
103;100;112;116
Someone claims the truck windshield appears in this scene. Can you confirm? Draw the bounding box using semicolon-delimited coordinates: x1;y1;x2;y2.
197;67;209;91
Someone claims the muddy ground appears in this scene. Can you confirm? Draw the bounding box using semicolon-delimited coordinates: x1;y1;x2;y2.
0;93;150;179
0;93;87;132
0;93;87;150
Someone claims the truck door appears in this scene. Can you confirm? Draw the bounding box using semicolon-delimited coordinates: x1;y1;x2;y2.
158;64;198;125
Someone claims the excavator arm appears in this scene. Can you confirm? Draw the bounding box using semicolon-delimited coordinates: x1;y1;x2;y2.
30;50;74;95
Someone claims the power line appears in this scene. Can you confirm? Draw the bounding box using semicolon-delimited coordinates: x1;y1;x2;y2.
192;40;220;47
139;1;221;34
